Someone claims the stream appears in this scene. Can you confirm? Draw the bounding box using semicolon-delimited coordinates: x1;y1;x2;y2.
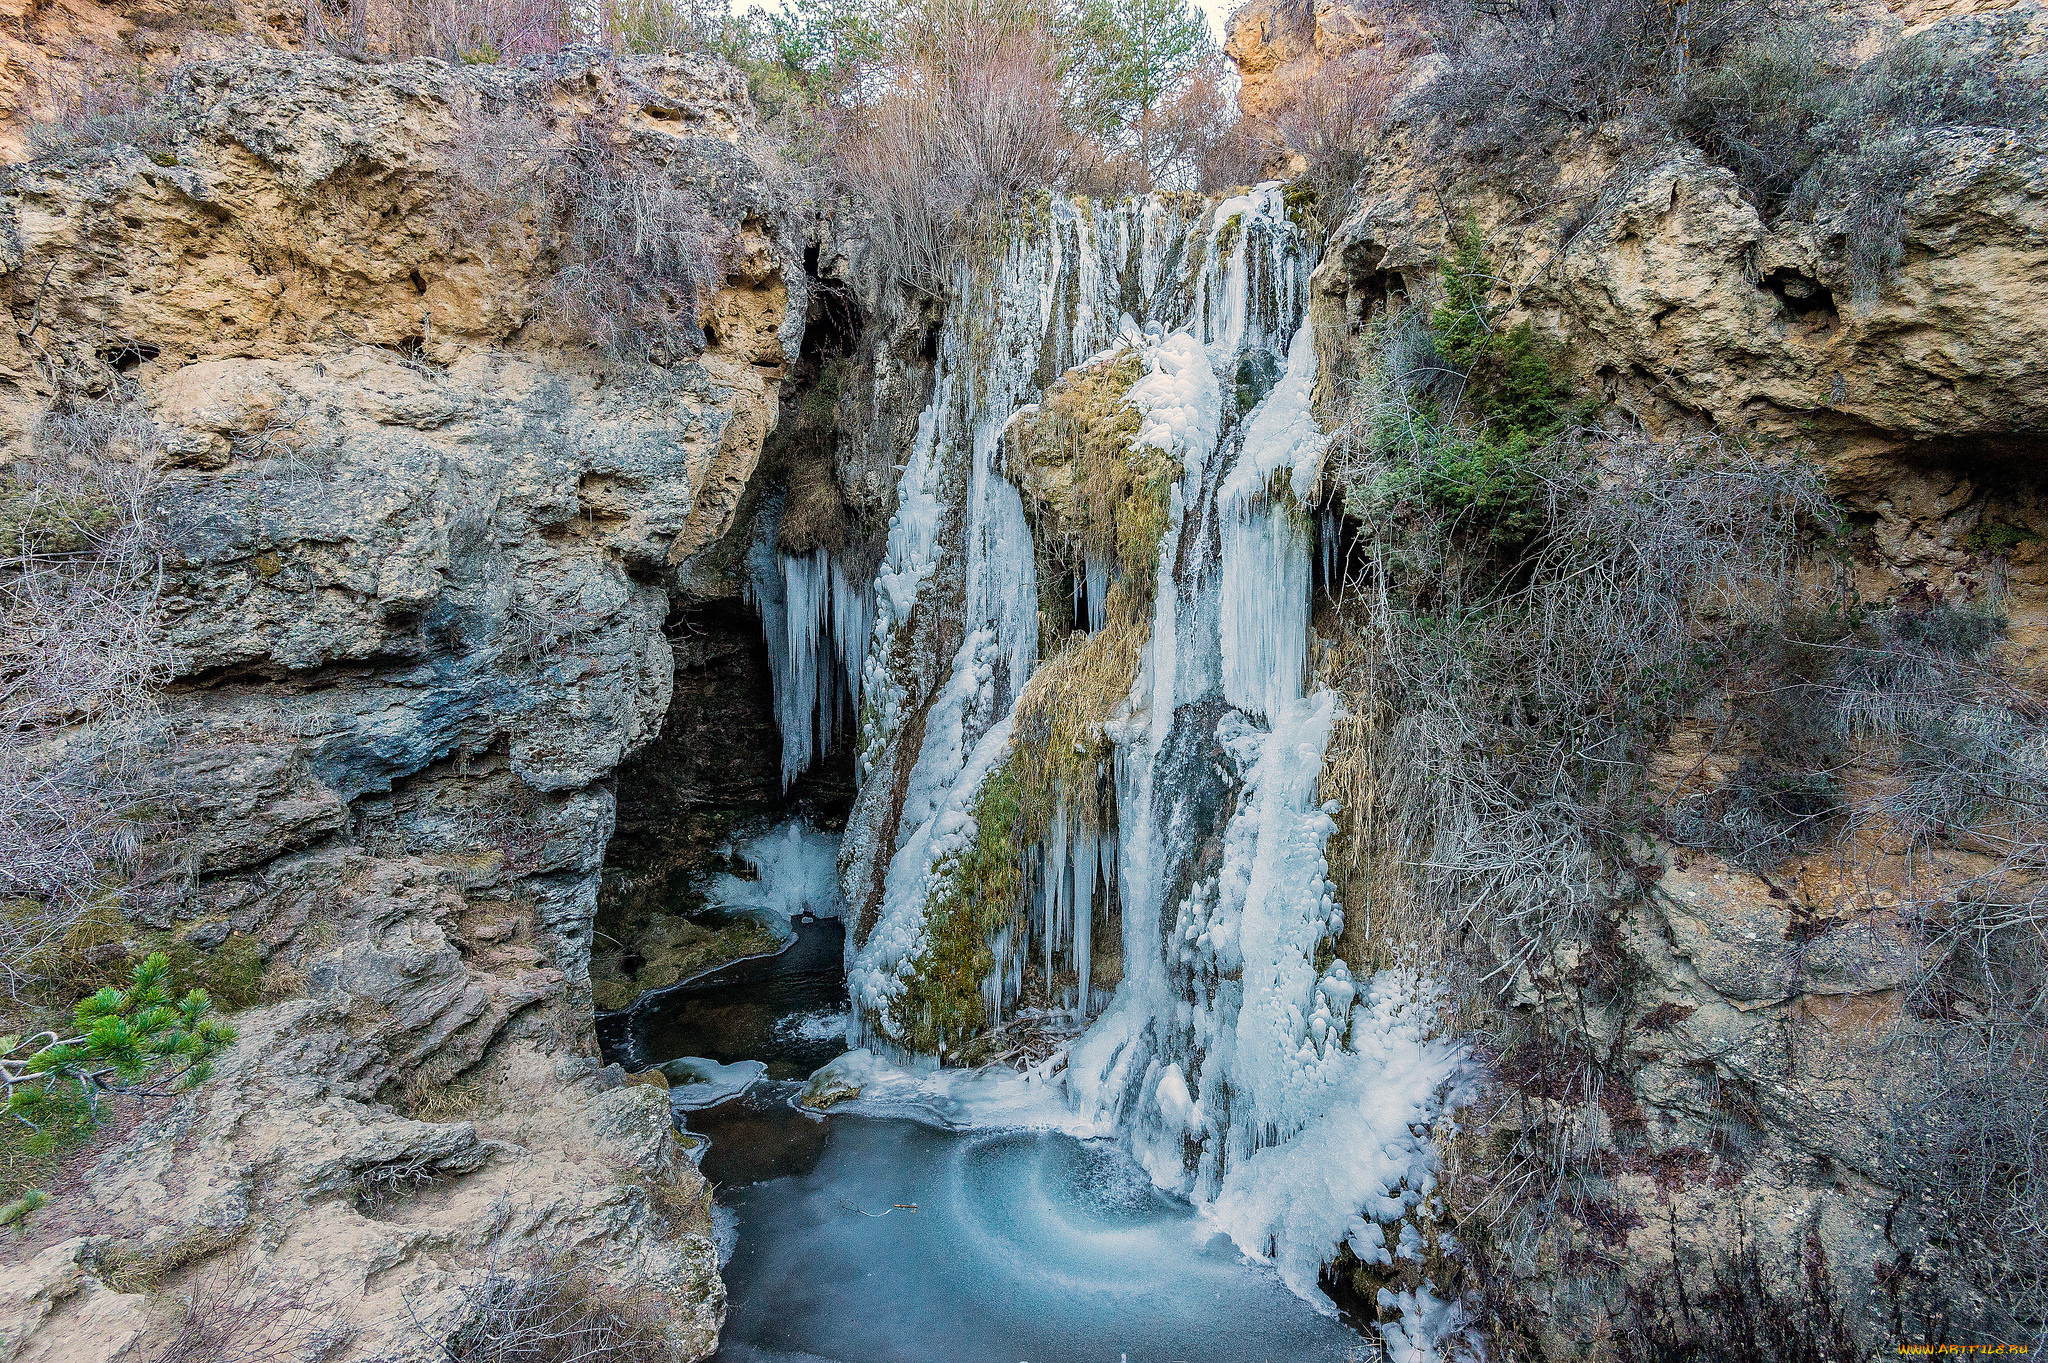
600;866;1368;1363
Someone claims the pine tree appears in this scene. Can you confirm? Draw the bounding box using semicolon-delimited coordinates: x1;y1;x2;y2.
1;952;236;1129
1057;0;1214;185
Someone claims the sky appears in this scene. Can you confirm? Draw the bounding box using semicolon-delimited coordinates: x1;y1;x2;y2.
1193;0;1238;43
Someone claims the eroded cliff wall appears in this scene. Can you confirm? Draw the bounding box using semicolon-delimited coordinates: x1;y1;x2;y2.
1245;0;2048;1350
0;49;809;1361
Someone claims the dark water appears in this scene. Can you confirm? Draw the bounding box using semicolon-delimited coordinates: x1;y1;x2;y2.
600;915;850;1082
602;913;1364;1363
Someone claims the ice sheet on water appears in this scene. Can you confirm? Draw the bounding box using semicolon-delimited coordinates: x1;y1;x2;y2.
660;1056;766;1110
716;1116;1365;1363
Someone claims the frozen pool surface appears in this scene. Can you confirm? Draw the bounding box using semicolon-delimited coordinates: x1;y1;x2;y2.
710;1115;1363;1363
605;820;1367;1363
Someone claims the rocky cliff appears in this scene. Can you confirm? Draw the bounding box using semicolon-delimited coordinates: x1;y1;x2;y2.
1264;0;2048;1351
0;48;810;1361
0;0;2039;1355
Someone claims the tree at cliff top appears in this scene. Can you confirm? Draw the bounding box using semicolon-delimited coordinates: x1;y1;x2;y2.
1057;0;1216;186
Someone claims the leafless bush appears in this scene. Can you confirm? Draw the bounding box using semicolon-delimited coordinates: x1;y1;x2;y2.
1622;1225;1870;1362
25;57;181;160
369;0;573;63
1272;48;1406;218
1143;55;1280;193
1417;0;1805;153
0;400;180;990
595;0;744;57
321;0;746;61
1820;596;2048;1345
446;110;733;360
1670;758;1844;870
351;1151;458;1215
418;1252;669;1363
1417;0;2047;294
1333;425;1832;981
153;1249;351;1363
831;8;1104;299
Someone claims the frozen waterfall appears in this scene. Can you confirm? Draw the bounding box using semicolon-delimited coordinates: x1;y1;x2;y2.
750;187;1474;1359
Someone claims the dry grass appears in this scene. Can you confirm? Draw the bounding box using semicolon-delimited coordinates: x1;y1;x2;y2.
1013;348;1174;584
393;1070;502;1124
101;1222;252;1295
1002;346;1172;838
418;1250;674;1362
1009;587;1146;838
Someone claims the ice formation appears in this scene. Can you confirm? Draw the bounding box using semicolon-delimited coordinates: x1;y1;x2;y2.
659;1055;766;1110
749;187;1475;1358
746;504;874;790
704;818;847;925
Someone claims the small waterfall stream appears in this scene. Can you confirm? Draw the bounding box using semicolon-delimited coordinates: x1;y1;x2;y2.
740;187;1472;1360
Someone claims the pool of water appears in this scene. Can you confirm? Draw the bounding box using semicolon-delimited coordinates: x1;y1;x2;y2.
599;914;851;1082
712;1113;1365;1363
604;913;1366;1363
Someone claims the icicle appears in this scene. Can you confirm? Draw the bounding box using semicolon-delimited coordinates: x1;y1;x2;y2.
1319;508;1338;593
1072;823;1097;1018
1083;555;1112;634
1045;804;1069;995
831;557;873;733
779;550;831;786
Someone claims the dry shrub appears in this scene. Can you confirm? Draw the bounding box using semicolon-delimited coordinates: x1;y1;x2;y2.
1272;46;1408;218
1151;54;1283;192
422;1252;671;1362
370;0;573;63
1623;1226;1871;1363
1416;0;1794;154
24;57;180;160
311;0;770;71
0;400;181;992
151;1247;352;1363
1330;436;1831;985
831;3;1102;298
446;109;733;361
1417;0;2047;294
1824;597;2048;1346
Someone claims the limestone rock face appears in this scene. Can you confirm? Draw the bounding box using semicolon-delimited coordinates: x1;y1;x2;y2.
1313;73;2048;652
1303;10;2048;1352
0;47;806;1362
1225;0;1385;119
